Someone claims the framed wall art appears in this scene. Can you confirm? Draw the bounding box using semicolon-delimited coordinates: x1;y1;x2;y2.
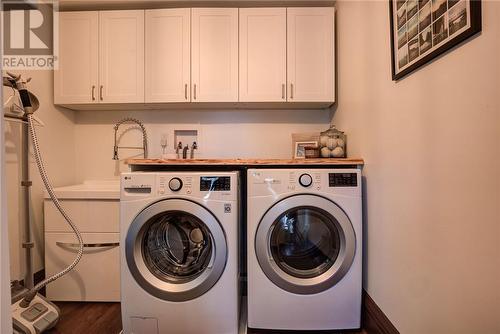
389;0;481;80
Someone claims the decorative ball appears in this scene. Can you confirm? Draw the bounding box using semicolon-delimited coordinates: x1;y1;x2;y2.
336;138;345;148
327;137;337;150
320;147;331;158
331;146;344;158
319;136;328;147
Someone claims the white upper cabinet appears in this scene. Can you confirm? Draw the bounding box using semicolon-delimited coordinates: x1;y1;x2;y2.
55;7;336;108
145;9;191;103
239;8;287;102
99;10;144;103
191;8;239;102
287;7;335;103
54;12;99;104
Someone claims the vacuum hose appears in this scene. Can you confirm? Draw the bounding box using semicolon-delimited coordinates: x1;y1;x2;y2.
20;114;84;307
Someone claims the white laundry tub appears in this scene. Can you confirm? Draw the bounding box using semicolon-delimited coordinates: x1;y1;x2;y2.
43;180;121;302
44;180;120;200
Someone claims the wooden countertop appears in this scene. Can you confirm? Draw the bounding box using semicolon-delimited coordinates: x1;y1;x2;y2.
126;158;364;166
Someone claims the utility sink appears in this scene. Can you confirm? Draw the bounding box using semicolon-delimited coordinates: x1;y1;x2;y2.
43;180;120;200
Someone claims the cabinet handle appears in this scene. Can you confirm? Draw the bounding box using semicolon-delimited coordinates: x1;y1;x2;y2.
100;85;103;101
290;83;294;99
185;84;188;100
91;85;96;101
194;84;197;100
56;242;119;249
282;84;285;100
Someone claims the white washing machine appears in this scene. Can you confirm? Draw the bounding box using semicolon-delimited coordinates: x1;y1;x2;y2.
120;172;239;334
247;168;362;331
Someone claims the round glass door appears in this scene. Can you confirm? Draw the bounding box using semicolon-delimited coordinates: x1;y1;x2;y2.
126;199;227;302
270;207;341;279
142;211;213;283
255;195;356;294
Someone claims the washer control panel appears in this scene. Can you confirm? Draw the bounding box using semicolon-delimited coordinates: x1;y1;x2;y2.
200;176;231;191
329;173;358;187
298;173;313;188
158;175;193;195
121;172;238;201
168;177;183;192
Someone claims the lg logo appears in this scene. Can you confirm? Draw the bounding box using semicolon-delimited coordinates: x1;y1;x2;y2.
2;1;58;69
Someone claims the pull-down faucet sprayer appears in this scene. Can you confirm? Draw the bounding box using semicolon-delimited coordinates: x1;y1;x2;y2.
113;117;148;160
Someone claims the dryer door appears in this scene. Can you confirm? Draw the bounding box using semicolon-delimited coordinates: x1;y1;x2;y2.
255;194;355;294
126;199;227;301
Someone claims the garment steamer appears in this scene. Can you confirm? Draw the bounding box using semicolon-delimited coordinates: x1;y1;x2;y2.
3;72;84;334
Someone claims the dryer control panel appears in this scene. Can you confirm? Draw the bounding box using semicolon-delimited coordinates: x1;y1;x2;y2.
329;173;358;187
248;169;361;198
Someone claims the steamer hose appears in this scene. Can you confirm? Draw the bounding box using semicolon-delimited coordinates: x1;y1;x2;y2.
19;114;84;307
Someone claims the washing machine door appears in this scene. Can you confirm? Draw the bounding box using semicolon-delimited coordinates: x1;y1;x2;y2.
126;198;227;302
255;194;356;294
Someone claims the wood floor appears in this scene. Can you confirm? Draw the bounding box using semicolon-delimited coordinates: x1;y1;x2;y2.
46;302;122;334
46;302;369;334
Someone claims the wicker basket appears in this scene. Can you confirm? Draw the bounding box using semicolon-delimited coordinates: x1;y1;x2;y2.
304;146;320;159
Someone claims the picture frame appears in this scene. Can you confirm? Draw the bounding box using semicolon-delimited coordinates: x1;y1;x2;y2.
294;141;318;159
389;0;481;81
291;132;320;158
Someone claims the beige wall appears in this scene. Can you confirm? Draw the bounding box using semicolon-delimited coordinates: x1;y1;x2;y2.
333;1;500;333
74;109;332;181
4;70;76;280
1;57;13;334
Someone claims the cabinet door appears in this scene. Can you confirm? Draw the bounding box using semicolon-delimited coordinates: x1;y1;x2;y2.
45;200;119;233
45;232;120;301
99;10;144;103
54;12;99;104
287;7;335;103
145;9;190;103
239;8;286;102
191;8;238;102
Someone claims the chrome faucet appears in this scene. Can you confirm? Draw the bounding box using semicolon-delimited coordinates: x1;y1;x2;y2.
182;145;189;159
176;142;182;159
113;117;148;160
190;142;197;159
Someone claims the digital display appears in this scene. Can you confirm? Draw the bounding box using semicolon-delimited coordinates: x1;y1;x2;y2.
329;173;358;187
200;176;231;191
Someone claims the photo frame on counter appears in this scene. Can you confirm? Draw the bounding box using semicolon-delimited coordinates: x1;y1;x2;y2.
294;141;318;159
291;132;320;158
389;0;481;80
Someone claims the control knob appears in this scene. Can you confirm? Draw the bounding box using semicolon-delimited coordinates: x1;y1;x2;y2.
299;173;313;187
169;177;183;192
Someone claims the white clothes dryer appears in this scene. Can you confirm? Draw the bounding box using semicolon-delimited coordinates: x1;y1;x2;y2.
247;168;362;331
120;172;239;334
